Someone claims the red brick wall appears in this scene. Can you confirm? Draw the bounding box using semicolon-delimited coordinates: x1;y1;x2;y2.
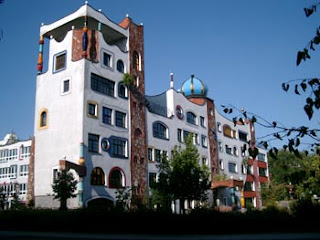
121;18;148;204
72;29;99;62
206;99;219;185
27;137;35;206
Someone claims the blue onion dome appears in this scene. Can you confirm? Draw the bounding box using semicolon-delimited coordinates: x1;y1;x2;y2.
181;74;208;98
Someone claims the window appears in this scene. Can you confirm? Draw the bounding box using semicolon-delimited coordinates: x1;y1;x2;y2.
19;183;27;195
183;131;192;143
20;146;31;159
54;52;66;72
133;51;140;71
244;182;254;191
201;135;208;148
109;168;124;188
91;167;105;186
9;165;17;179
257;153;266;162
233;147;239;156
225;145;232;155
219;160;224;170
8;149;18;160
247;165;253;175
187;112;197;125
62;79;70;93
52;169;59;182
153;122;168;140
118;82;127;98
200;116;205;127
228;162;237;173
155;149;161;162
87;101;98;118
177;129;182;142
194;133;199;145
115;111;126;128
20;165;29;176
202;158;208;166
103;52;112;68
91;73;115;97
117;60;125;73
111;138;127;158
176;105;184;120
217;122;222;132
149;173;157;188
88;134;99;153
102;107;112;125
241;164;246;174
147;148;153;161
223;125;232;138
39;109;48;129
218;142;223;152
239;131;248;142
259;167;267;177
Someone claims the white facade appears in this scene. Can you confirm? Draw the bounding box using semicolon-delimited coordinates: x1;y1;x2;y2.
34;3;131;208
32;3;269;210
0;133;31;209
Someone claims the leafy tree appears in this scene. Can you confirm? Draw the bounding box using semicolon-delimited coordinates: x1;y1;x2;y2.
52;169;77;211
115;187;132;211
152;134;210;214
265;150;320;202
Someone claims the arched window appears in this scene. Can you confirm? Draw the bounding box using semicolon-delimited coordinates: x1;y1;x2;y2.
117;60;124;73
39;109;48;129
109;168;125;188
153;122;169;140
223;125;232;138
91;167;105;186
186;112;197;125
133;51;139;71
118;82;127;98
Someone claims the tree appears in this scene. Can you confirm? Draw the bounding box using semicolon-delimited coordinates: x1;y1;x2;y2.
152;134;211;214
263;150;320;203
52;169;77;211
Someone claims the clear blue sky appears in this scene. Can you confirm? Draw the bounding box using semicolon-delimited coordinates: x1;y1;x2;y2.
0;0;319;150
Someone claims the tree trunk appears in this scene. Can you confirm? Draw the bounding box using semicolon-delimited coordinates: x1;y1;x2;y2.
59;198;67;211
180;198;185;214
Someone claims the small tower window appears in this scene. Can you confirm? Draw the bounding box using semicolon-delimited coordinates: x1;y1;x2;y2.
103;52;112;68
39;108;48;129
54;51;66;72
118;82;127;99
117;60;125;73
133;51;140;71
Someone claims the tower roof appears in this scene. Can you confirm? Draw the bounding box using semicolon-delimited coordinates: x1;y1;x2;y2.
181;74;208;98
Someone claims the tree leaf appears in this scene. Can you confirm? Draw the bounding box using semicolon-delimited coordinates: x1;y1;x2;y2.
296;51;304;66
300;82;307;91
294;84;300;95
304;104;314;120
282;83;289;92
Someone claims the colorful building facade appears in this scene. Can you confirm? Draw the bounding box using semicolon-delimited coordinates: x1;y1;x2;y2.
30;3;269;210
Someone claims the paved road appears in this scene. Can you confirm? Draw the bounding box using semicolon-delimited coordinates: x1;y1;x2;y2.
1;231;320;240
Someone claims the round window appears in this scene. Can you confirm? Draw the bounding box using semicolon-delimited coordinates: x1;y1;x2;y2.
176;105;184;120
101;138;110;151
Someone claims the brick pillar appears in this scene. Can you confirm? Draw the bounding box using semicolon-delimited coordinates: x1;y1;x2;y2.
27;137;35;207
120;18;148;206
206;99;219;182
